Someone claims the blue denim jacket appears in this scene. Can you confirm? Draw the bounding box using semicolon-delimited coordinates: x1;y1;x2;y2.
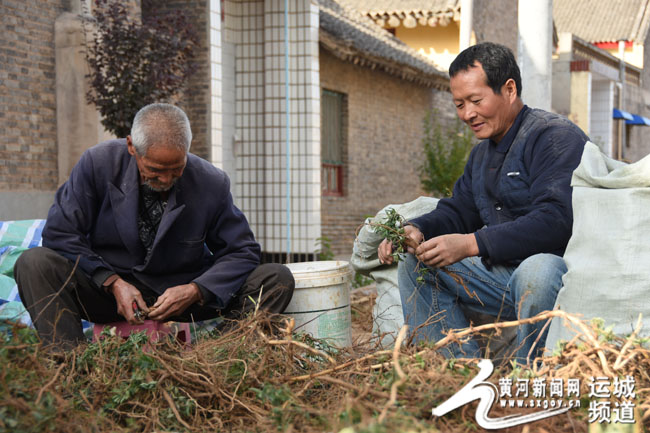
410;106;588;266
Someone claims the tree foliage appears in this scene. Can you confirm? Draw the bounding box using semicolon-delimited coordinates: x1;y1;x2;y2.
83;0;198;137
419;112;475;197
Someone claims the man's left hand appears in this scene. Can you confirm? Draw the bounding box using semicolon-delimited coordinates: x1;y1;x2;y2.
415;233;479;268
148;283;202;321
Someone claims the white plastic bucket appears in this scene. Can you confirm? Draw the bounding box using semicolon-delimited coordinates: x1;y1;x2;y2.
284;260;352;347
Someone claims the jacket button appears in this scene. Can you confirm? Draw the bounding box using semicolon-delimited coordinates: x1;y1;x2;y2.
494;202;502;211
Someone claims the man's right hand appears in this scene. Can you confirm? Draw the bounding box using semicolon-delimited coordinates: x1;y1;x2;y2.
107;277;149;324
377;225;424;265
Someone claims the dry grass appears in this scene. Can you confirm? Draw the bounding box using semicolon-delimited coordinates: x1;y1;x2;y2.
1;293;648;433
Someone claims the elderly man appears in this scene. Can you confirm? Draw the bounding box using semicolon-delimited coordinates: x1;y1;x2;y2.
15;103;294;348
378;43;588;364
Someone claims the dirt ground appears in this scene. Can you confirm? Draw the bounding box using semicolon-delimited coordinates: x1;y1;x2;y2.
350;283;377;345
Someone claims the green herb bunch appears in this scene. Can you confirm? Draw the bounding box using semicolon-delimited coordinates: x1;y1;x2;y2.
369;208;419;262
368;208;432;285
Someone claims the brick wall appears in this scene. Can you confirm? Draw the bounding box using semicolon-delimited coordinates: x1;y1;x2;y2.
319;48;456;256
0;0;209;194
0;0;65;191
473;0;518;54
143;0;210;161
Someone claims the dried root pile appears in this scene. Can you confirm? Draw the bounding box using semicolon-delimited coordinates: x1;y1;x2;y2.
1;305;649;432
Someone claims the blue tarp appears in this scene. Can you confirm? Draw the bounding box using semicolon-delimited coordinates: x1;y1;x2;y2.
0;220;46;327
613;108;634;121
0;220;92;331
612;109;650;126
626;113;650;126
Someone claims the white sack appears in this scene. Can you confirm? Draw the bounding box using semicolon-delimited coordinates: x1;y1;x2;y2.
546;142;650;351
350;197;439;347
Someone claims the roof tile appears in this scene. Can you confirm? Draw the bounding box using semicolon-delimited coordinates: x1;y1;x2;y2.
319;0;448;85
553;0;650;43
336;0;459;16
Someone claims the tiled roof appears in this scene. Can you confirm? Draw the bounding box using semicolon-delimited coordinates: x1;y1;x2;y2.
553;0;650;43
337;0;460;28
318;0;449;88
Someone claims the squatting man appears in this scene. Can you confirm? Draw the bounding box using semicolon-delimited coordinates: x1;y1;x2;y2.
378;42;588;364
15;103;295;349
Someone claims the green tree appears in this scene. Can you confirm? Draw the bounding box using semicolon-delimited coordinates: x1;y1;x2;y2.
419;112;475;197
83;0;198;137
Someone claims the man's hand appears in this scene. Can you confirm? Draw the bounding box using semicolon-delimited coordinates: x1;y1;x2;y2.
108;278;149;324
147;283;202;321
415;233;479;268
378;225;424;265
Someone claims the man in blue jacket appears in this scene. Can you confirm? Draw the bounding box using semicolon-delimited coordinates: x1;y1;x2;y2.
378;43;588;364
15;103;294;348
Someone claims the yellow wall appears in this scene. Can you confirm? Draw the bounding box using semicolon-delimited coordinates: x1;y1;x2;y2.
394;22;460;71
570;71;591;134
603;44;644;69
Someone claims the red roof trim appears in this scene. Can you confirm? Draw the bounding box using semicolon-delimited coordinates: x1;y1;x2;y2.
594;41;634;50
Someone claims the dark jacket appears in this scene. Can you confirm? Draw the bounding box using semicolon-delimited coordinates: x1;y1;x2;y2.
410;106;588;266
42;139;261;308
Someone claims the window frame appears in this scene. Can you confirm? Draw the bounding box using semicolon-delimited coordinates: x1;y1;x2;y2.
321;89;347;197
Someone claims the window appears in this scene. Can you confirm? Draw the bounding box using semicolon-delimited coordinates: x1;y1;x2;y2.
321;89;346;196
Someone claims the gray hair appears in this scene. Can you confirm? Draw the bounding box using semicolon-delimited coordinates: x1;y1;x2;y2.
130;103;192;156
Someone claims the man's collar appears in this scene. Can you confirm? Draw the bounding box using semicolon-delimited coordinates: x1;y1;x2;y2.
490;105;529;153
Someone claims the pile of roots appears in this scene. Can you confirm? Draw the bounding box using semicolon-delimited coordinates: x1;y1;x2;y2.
1;295;648;432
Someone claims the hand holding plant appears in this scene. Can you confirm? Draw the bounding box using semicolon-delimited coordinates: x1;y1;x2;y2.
365;209;478;299
363;208;421;265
